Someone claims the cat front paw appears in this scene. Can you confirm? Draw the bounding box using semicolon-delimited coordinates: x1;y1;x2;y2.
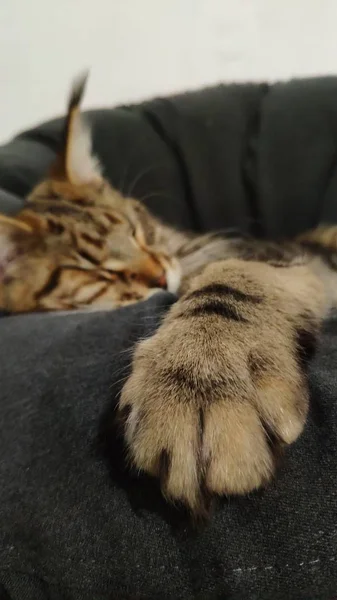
118;260;322;516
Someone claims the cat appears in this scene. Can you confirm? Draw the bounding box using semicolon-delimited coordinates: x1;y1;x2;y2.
0;73;336;517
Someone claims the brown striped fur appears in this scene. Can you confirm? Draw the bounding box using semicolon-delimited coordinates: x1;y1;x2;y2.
1;74;337;517
0;74;181;312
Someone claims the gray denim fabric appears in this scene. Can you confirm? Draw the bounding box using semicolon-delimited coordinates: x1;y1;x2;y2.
0;293;336;600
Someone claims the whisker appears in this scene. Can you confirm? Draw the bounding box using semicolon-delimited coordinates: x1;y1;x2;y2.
118;345;136;357
110;373;132;390
108;362;132;380
118;158;137;197
126;163;167;198
117;132;167;194
137;190;175;204
117;140;146;195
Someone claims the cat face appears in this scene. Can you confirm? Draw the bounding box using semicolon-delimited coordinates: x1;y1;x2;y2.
0;74;181;313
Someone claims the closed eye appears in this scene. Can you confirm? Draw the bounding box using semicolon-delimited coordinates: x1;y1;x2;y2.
126;218;144;245
62;264;96;273
62;265;118;283
132;225;148;248
77;249;100;265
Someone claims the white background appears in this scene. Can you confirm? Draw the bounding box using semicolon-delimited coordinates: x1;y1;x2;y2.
1;0;337;142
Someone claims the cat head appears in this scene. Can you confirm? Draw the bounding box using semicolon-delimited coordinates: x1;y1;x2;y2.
0;73;181;313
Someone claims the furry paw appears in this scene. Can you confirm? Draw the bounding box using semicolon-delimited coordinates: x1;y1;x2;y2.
118;260;323;516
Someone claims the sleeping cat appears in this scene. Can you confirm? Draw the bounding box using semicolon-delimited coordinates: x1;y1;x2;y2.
0;73;336;517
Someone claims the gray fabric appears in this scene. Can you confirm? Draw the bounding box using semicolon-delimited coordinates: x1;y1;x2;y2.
0;189;22;215
0;293;336;600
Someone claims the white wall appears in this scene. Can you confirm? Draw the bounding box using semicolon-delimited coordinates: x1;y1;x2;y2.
1;0;337;142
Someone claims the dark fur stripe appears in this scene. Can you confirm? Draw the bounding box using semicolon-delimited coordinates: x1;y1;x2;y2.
71;198;95;206
85;284;109;303
77;249;100;265
47;219;65;235
164;365;194;389
99;269;128;283
117;271;128;283
186;301;248;322
28;201;83;217
35;267;62;299
187;283;262;304
160;365;220;397
81;232;103;248
104;212;121;224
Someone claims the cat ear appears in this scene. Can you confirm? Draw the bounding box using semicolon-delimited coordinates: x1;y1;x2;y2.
51;71;102;186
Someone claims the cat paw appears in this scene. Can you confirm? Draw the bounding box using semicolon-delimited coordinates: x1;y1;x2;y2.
117;260;322;516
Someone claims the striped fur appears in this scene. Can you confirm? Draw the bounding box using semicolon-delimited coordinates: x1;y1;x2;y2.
1;74;337;517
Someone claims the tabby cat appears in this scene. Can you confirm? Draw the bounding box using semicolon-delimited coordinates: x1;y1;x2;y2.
0;74;336;517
